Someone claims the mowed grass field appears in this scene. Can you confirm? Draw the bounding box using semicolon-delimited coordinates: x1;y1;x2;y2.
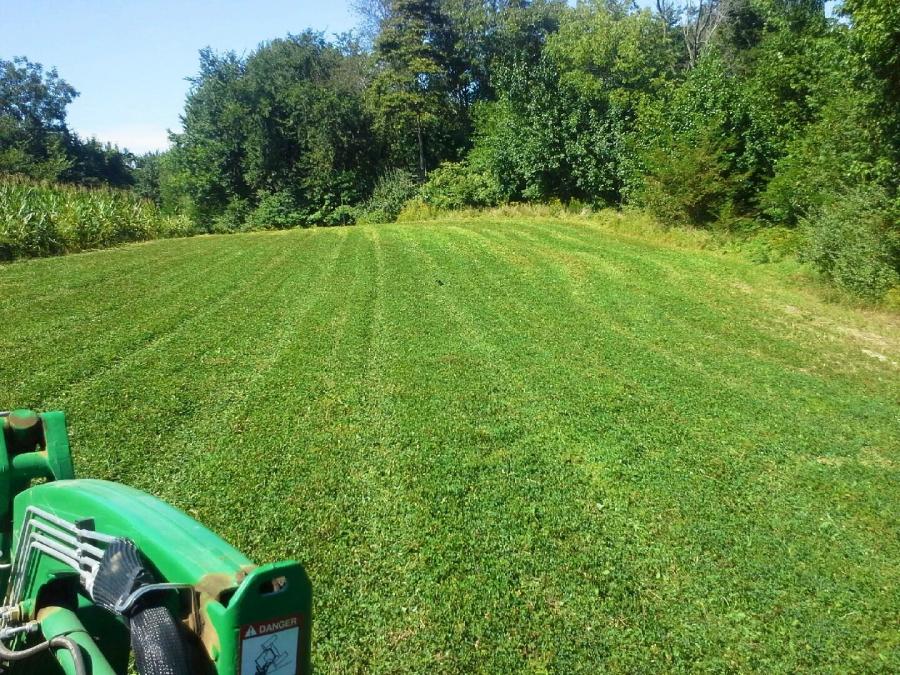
1;217;898;672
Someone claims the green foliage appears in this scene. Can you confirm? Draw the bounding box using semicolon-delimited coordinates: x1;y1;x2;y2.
170;49;248;229
762;87;889;225
244;191;305;231
368;0;464;178
0;57;77;181
742;225;803;263
171;34;378;230
0;57;138;188
468;3;678;206
1;218;897;671
0;174;196;260
464;99;525;202
639;123;742;228
210;197;251;234
357;169;418;223
841;0;900;105
417;160;502;211
157;213;197;239
800;187;899;300
632;9;853;226
840;0;900;191
8;0;898;304
547;4;676;111
133;152;163;205
63;136;135;188
632;54;758;219
321;204;358;226
395;196;440;221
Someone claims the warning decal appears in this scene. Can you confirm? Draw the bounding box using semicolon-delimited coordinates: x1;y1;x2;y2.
240;615;302;675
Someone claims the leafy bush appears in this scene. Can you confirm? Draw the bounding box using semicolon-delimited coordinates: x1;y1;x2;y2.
396;197;442;222
800;188;899;300
211;198;251;233
158;214;198;238
0;174;197;261
742;226;803;263
321;204;358;226
244;191;304;231
638;128;741;228
761;92;888;226
418;161;503;211
357;169;418;224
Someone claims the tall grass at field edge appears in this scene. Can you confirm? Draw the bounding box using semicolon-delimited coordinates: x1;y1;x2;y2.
0;174;197;261
399;199;765;247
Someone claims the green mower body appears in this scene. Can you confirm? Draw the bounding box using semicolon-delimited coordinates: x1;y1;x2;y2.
0;410;311;675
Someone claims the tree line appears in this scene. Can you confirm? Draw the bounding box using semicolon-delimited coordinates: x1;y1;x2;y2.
1;1;898;298
0;58;136;188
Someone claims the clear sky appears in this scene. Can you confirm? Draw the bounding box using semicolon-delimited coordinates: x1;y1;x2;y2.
0;0;358;153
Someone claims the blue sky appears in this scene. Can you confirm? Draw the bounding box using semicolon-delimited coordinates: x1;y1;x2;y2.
0;1;358;153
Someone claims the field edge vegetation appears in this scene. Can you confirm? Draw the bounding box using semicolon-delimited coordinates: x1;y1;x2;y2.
0;174;197;260
2;186;899;314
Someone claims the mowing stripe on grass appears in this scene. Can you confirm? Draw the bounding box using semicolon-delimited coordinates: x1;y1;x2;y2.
0;217;896;672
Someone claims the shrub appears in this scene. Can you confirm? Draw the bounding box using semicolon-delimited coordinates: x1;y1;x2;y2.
396;197;442;222
761;92;888;226
564;199;591;216
158;214;200;239
244;191;304;231
800;187;899;300
321;204;358;226
638;129;741;228
418;161;503;212
743;226;803;263
211;198;251;233
357;170;418;224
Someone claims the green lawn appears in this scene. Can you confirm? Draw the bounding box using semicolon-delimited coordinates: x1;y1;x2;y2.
1;217;898;672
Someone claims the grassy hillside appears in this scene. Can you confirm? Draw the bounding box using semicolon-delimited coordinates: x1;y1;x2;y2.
0;217;897;672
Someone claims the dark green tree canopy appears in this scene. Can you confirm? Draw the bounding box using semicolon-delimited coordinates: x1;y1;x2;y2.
172;32;381;229
369;0;461;178
1;56;136;185
0;57;78;179
0;57;78;132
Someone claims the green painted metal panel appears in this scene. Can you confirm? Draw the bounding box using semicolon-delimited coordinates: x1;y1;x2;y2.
14;479;253;585
0;410;312;674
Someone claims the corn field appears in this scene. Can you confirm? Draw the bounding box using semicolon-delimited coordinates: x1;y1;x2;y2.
0;174;196;261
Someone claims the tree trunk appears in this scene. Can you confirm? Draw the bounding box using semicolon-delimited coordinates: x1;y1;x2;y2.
416;114;426;181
